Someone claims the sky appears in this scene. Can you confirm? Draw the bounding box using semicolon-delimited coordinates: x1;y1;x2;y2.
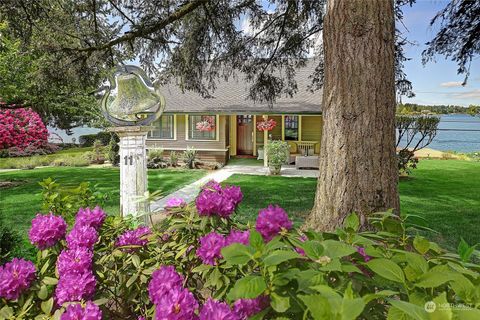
399;0;480;106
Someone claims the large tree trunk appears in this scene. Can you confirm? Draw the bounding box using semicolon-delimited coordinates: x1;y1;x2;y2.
306;0;399;231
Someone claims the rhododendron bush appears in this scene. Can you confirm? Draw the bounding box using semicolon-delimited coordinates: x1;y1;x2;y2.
1;181;480;319
0;108;49;152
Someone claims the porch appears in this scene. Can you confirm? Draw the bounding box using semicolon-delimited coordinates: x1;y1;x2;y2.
229;114;322;167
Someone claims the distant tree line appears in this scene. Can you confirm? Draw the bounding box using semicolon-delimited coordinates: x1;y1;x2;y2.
397;103;479;115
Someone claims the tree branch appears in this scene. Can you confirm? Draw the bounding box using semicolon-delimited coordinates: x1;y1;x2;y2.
107;0;137;26
260;3;291;77
63;0;208;53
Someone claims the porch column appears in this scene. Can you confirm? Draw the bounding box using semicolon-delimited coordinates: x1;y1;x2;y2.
263;115;268;167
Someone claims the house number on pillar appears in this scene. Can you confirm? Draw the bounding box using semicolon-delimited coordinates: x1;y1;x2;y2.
124;155;134;165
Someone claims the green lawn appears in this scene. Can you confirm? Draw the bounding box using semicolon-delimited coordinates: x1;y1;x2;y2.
0;167;206;237
223;175;317;226
399;160;480;249
0;147;93;169
223;159;480;249
2;159;479;255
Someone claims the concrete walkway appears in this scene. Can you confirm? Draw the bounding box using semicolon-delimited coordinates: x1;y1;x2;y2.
150;164;318;212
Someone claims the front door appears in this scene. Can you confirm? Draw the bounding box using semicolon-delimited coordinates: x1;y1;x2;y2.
237;115;253;155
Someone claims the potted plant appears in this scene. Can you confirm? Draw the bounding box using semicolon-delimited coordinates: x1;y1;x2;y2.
256;118;277;131
266;140;289;175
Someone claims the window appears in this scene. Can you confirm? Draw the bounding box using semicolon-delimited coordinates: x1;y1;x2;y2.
148;115;175;139
188;115;217;140
284;115;299;140
237;115;253;124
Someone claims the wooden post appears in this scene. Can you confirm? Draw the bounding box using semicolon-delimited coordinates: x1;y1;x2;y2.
253;115;257;156
263;115;268;167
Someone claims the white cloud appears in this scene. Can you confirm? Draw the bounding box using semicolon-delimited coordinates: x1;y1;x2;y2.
450;89;480;100
440;81;464;88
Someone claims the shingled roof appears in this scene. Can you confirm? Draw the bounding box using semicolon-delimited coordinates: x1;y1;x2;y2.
158;61;322;114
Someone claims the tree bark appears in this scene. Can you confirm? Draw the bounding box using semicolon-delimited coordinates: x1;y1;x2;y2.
306;0;399;231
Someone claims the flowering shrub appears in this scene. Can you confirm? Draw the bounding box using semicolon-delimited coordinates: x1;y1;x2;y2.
195;181;242;217
61;301;102;319
149;266;198;319
28;213;67;250
165;197;187;210
256;118;277;131
199;298;238;319
1;180;480;319
115;226;152;251
0;258;36;300
255;205;292;242
0;108;49;153
196;232;227;266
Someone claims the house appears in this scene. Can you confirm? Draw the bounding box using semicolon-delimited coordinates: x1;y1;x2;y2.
146;63;322;165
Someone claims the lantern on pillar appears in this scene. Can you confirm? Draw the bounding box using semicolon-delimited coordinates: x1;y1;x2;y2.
100;65;165;221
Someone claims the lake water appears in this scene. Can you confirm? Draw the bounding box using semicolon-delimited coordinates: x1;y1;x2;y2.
47;126;102;144
400;114;480;153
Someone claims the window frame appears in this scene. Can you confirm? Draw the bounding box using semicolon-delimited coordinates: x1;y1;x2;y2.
148;114;177;140
185;114;220;141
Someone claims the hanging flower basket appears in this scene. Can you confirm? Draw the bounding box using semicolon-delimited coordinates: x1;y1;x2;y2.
196;116;216;132
257;118;277;131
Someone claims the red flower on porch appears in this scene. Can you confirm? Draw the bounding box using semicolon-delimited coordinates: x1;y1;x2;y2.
196;116;216;132
256;118;277;131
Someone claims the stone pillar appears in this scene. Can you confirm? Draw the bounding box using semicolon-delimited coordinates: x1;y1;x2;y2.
109;126;152;223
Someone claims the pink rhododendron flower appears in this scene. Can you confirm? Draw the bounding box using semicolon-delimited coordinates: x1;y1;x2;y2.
154;287;198;320
202;180;222;191
165;197;187;209
199;299;239;320
225;230;250;246
356;246;372;262
115;226;152;251
233;296;270;319
61;301;102;320
57;248;93;277
222;185;243;206
66;226;98;250
148;266;184;305
55;271;96;305
29;213;67;250
196;189;226;216
295;234;308;256
255;205;293;242
75;206;106;230
196;232;226;265
0;258;36;300
195;182;243;218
